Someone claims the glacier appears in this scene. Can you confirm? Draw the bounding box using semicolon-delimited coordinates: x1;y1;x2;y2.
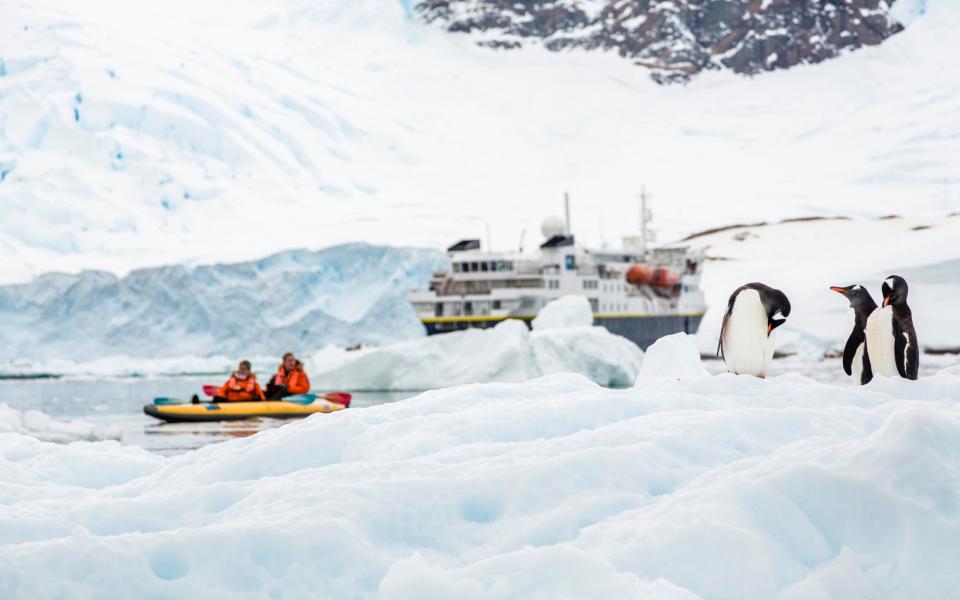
3;334;960;598
0;243;447;363
308;296;644;390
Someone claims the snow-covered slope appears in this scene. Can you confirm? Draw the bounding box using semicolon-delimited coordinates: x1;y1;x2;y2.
0;243;446;362
1;0;957;283
3;336;960;598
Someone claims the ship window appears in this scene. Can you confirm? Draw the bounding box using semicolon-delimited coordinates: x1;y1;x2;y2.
492;300;501;309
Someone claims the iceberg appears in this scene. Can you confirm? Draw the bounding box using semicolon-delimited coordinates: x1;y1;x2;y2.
0;244;447;364
0;403;120;443
2;345;960;597
307;297;645;390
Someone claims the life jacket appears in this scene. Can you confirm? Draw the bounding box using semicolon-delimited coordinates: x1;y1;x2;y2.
218;373;265;401
274;364;310;395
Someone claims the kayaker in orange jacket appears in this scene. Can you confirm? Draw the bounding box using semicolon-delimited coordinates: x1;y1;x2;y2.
215;360;265;402
265;352;311;400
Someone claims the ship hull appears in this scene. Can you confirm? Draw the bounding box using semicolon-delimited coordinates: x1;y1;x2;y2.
422;314;703;350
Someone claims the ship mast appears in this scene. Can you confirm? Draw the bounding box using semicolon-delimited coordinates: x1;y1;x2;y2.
639;186;654;253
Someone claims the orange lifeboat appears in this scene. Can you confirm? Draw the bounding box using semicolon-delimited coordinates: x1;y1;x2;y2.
650;268;680;287
625;264;653;285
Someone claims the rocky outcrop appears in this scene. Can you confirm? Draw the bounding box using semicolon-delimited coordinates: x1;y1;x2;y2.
417;0;905;83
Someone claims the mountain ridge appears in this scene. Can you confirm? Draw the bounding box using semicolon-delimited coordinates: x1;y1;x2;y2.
417;0;905;82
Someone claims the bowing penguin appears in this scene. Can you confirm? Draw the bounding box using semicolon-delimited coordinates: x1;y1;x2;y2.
864;275;919;380
718;283;791;377
830;284;877;385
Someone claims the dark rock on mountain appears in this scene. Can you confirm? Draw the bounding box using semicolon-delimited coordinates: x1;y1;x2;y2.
417;0;905;83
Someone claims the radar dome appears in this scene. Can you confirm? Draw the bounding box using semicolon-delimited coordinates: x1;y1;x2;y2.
541;216;566;239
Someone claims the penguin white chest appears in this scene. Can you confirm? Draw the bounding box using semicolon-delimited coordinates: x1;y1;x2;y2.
865;306;897;377
722;289;775;376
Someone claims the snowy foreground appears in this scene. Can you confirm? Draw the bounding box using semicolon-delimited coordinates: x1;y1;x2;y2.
3;335;960;598
309;296;644;389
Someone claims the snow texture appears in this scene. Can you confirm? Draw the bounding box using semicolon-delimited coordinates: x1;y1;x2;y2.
309;297;644;389
0;244;447;362
531;294;593;330
3;353;960;597
638;332;708;382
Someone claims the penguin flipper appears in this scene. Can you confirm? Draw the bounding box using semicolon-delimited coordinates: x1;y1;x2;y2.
893;326;908;379
861;343;873;385
905;343;919;380
892;315;919;380
717;289;739;359
841;333;862;377
894;314;920;380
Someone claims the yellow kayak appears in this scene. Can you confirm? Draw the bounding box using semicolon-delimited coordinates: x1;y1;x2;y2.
143;399;346;423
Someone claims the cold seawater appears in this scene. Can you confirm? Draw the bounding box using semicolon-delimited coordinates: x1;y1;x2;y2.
2;354;958;455
0;375;412;454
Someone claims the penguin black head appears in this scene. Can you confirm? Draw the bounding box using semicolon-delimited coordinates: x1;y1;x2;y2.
746;283;790;335
830;284;878;314
881;275;908;308
765;289;790;335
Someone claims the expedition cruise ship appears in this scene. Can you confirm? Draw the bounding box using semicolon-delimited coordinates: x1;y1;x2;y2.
408;212;706;349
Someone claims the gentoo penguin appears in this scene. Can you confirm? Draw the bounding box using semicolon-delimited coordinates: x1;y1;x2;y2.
717;283;791;377
830;284;877;385
864;275;919;380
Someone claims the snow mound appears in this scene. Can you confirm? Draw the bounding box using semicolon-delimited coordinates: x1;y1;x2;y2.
531;295;593;330
638;332;709;382
309;314;644;389
0;403;120;443
3;370;960;597
0;244;446;362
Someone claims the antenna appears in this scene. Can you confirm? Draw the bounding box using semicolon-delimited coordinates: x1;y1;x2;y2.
486;222;492;251
518;228;526;252
564;191;571;235
639;186;654;252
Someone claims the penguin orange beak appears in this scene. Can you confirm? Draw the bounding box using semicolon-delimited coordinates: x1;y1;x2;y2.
830;286;847;295
882;296;890;307
767;323;773;334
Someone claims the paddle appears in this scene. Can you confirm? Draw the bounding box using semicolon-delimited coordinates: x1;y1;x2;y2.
322;392;352;407
202;385;219;397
